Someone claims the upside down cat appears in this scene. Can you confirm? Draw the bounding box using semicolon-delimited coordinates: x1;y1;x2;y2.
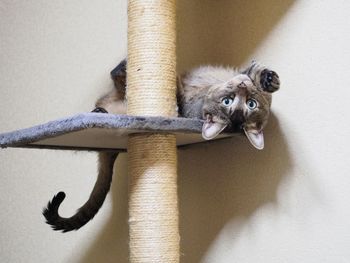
43;59;280;232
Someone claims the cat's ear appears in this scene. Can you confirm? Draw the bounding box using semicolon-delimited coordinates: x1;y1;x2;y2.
243;128;264;150
202;121;227;140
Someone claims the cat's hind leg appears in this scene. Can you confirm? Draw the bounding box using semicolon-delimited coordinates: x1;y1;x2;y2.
92;59;127;114
93;89;127;114
111;59;127;94
92;107;108;113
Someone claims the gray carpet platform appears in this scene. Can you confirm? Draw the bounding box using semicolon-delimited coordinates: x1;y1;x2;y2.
0;113;234;151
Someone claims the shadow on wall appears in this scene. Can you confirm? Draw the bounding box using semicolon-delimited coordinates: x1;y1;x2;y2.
79;1;294;262
178;114;292;263
177;1;295;262
79;154;129;263
177;0;295;71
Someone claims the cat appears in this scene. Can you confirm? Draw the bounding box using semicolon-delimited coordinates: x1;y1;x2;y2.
42;61;127;232
178;62;279;149
43;59;280;232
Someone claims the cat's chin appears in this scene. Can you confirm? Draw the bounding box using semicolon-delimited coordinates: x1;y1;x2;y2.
243;128;264;150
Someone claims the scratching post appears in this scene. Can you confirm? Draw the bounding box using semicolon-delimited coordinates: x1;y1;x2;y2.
127;0;179;262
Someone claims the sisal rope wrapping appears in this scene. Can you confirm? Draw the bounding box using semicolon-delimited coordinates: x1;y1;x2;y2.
127;0;177;117
128;134;179;262
127;0;179;262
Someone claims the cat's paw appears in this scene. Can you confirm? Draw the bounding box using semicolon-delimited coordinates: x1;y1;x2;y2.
111;59;127;78
91;107;108;113
260;69;280;93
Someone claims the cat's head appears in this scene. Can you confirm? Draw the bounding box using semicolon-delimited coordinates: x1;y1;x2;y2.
202;74;277;150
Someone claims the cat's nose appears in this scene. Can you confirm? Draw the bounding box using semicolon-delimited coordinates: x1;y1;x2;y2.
232;74;253;88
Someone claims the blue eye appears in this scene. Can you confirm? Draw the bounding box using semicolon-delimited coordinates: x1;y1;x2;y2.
222;97;234;107
246;99;257;109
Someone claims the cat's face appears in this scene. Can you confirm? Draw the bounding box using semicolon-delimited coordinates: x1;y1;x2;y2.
202;74;274;149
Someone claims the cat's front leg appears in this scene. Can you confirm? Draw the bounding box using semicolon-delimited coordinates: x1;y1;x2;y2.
242;62;280;93
260;68;280;92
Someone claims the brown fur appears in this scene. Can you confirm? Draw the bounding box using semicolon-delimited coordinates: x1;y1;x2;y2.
42;62;128;232
178;62;279;146
43;60;280;232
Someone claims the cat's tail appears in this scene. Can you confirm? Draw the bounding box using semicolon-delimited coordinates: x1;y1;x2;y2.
42;152;119;232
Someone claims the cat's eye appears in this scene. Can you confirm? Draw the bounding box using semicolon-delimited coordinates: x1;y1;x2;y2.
246;99;258;110
221;97;234;107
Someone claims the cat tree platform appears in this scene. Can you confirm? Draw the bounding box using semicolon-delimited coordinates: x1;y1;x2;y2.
0;112;234;151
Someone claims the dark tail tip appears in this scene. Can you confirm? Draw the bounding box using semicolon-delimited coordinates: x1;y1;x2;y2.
42;192;66;230
55;192;66;202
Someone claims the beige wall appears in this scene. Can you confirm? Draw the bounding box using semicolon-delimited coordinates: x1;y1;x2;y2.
1;0;350;262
